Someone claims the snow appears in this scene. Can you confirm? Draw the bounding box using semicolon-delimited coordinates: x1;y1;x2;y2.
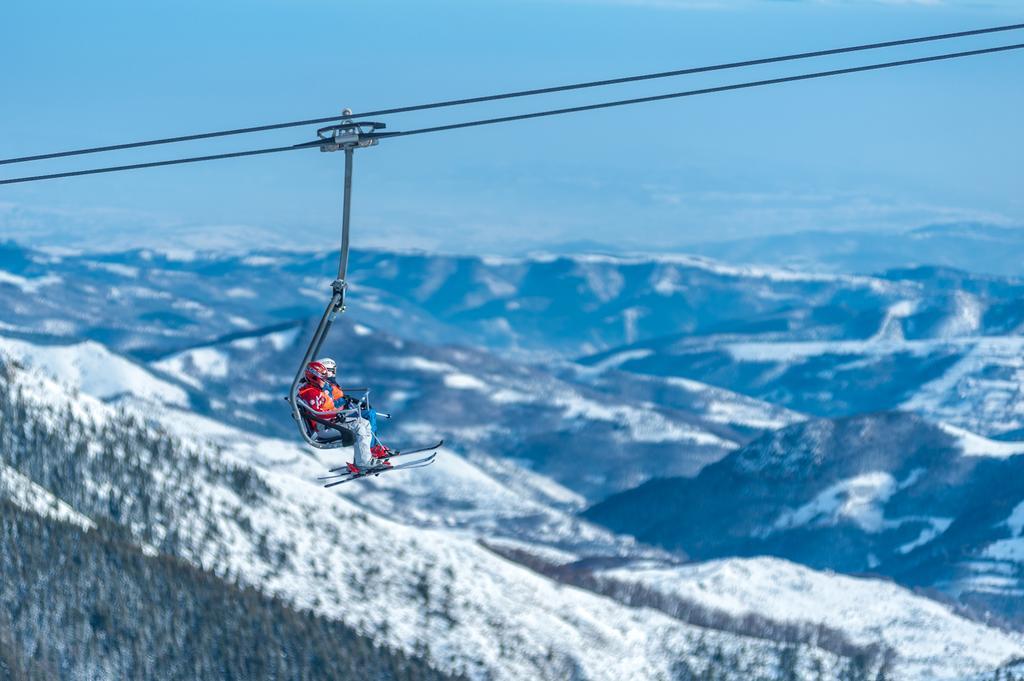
480;254;518;267
564;253;894;291
1006;501;1024;537
171;298;213;317
205;473;840;681
575;261;624;302
161;249;198;262
936;291;983;339
650;376;803;430
726;334;1024;437
869;299;918;342
170;347;228;378
903;338;1024;437
704;399;798;431
553;390;735;447
938;423;1024;459
39;318;77;335
117;285;172;300
232;337;260;352
470;251;897;296
0;270;62;294
152;357;204;390
156;327;299;387
771;472;898;534
599;556;1024;680
444;373;488;391
983;538;1024;563
726;338;957;362
241;255;282;267
659;374;708;391
149;398;614;557
651;265;685;296
482;537;579;566
389;356;458;373
584;348;653;373
887;300;918;318
0;462;96;531
0;336;189;406
224;286;257;299
984;503;1024;562
476;270;518;297
3;331;1017;680
622;307;642;344
125;404;815;681
897;518;953;554
266;326;300;351
84;261;140;278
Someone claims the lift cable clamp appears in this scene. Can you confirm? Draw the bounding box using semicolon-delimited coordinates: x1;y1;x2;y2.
317;109;385;152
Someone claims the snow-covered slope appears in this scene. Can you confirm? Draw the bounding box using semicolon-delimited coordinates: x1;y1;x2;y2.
147;319;756;500
903;337;1024;438
569;366;805;438
151;403;648;562
0;462;95;531
0;343;856;681
587;411;1024;631
8;334;1024;679
0;329;646;558
598;556;1024;680
0;335;189;406
7;241;1024;439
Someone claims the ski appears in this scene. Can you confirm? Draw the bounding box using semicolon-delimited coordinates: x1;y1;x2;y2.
319;451;438;481
326;440;444;473
394;439;445;458
322;453;437;488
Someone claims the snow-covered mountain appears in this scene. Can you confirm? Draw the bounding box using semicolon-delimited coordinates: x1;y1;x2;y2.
4;336;1022;680
0;242;980;357
587;411;1024;629
595;556;1023;681
5;240;1024;679
148;317;785;501
685;222;1024;278
0;341;869;681
7;241;1023;439
577;272;1024;437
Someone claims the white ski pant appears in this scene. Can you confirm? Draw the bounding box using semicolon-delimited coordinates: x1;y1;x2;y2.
347;417;374;469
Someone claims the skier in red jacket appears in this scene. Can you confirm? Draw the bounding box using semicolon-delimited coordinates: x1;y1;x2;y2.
298;358;390;472
298;359;345;421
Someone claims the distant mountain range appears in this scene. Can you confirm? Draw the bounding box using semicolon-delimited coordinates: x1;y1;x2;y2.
5;324;1021;680
539;222;1024;278
2;239;1024;679
684;223;1024;278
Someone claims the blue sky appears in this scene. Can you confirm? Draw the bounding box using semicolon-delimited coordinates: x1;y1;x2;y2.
1;0;1022;253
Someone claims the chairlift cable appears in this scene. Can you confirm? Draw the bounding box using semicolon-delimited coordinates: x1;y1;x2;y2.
2;41;1022;186
1;21;1022;167
0;141;320;186
372;42;1024;140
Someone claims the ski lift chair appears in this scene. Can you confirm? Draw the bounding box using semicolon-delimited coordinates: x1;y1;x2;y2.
293;387;374;449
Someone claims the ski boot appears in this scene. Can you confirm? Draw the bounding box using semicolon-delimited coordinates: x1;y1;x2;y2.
370;444;392;467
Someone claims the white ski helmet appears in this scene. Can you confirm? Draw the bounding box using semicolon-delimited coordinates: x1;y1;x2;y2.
315;357;337;379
